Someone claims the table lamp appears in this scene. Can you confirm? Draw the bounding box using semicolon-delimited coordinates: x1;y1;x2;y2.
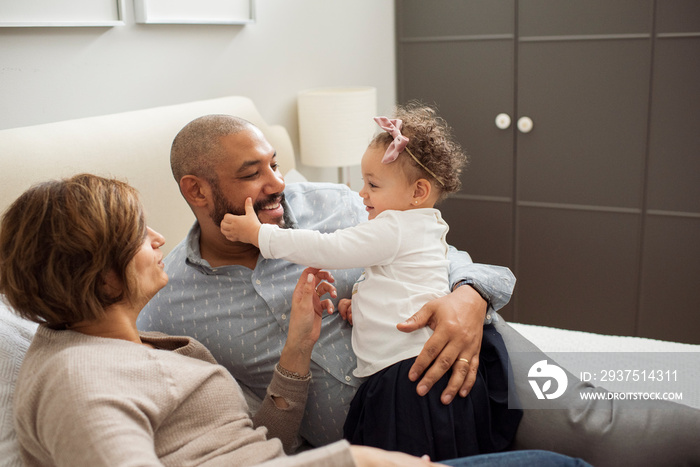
298;86;377;184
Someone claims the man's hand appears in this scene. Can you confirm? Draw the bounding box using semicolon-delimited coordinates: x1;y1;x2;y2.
220;197;262;246
396;284;487;404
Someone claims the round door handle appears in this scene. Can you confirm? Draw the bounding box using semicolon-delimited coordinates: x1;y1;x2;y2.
495;113;511;130
517;116;534;133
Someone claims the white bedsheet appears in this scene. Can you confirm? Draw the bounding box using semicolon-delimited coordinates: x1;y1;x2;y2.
511;322;700;410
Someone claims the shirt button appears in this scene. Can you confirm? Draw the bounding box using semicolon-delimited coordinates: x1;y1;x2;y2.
486;314;492;320
255;279;261;285
345;376;351;382
281;314;287;320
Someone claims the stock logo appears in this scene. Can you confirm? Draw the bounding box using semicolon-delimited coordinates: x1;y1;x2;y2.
528;360;568;400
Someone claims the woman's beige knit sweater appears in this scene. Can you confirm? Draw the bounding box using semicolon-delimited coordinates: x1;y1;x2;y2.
13;325;354;466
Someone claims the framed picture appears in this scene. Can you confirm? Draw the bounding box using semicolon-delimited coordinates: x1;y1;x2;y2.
134;0;255;25
0;0;124;27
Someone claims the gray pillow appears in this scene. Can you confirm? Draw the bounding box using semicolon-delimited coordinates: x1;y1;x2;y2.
0;300;37;467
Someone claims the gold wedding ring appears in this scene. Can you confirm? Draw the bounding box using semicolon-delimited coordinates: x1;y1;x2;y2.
458;358;470;364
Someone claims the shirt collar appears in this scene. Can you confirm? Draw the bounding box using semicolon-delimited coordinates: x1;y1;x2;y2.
280;194;298;230
184;222;213;272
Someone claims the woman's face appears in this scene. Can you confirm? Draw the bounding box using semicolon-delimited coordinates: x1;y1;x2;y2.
128;227;168;303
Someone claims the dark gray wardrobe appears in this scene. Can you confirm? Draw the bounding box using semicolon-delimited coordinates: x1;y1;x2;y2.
397;0;700;343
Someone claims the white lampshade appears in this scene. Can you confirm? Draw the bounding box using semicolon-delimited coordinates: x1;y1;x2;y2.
298;86;377;168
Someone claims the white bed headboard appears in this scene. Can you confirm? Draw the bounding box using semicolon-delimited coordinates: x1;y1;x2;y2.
0;96;296;254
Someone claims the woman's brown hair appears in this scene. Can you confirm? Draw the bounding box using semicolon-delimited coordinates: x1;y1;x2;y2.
0;174;147;326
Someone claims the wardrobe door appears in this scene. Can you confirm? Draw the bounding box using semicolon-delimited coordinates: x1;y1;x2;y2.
510;1;653;333
638;1;700;344
397;1;517;303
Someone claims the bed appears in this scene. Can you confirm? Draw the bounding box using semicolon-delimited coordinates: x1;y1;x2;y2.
1;97;698;467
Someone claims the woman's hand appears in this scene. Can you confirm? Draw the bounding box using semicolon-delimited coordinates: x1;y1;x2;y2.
350;446;444;466
220;197;262;246
396;284;486;404
279;268;336;376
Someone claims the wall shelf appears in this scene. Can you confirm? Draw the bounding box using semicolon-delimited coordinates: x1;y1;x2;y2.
0;0;124;27
134;0;255;25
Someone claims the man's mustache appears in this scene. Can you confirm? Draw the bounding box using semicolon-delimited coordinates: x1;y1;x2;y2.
252;193;284;212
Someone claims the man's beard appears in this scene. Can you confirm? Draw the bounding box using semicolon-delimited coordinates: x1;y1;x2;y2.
209;180;291;230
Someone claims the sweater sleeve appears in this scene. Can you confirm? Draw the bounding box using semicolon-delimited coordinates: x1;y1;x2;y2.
258;214;401;270
446;245;516;312
252;366;311;455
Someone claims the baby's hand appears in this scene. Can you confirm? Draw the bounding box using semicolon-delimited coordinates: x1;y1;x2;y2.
220;197;262;246
338;298;353;325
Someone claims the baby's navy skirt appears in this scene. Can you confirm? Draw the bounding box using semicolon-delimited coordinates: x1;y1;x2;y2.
343;324;522;462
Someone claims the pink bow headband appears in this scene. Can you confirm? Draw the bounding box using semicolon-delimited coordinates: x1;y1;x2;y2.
373;116;445;187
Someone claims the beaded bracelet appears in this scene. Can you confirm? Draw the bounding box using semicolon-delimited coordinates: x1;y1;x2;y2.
276;362;312;381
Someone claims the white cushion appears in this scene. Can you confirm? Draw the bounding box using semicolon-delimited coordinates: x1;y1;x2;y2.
281;168;308;184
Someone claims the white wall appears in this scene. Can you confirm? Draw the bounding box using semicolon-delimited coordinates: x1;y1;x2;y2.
0;0;396;185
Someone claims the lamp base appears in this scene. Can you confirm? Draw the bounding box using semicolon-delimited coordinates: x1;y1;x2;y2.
338;166;351;186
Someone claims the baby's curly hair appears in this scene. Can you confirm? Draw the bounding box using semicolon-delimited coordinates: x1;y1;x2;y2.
371;102;468;200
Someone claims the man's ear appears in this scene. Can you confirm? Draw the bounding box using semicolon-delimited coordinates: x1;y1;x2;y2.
412;178;433;205
180;175;210;208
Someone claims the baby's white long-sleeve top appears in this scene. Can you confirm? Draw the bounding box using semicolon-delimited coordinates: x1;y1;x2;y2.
258;208;450;377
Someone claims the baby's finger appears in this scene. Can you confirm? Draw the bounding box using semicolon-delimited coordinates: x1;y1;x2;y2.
244;197;255;216
338;300;350;319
